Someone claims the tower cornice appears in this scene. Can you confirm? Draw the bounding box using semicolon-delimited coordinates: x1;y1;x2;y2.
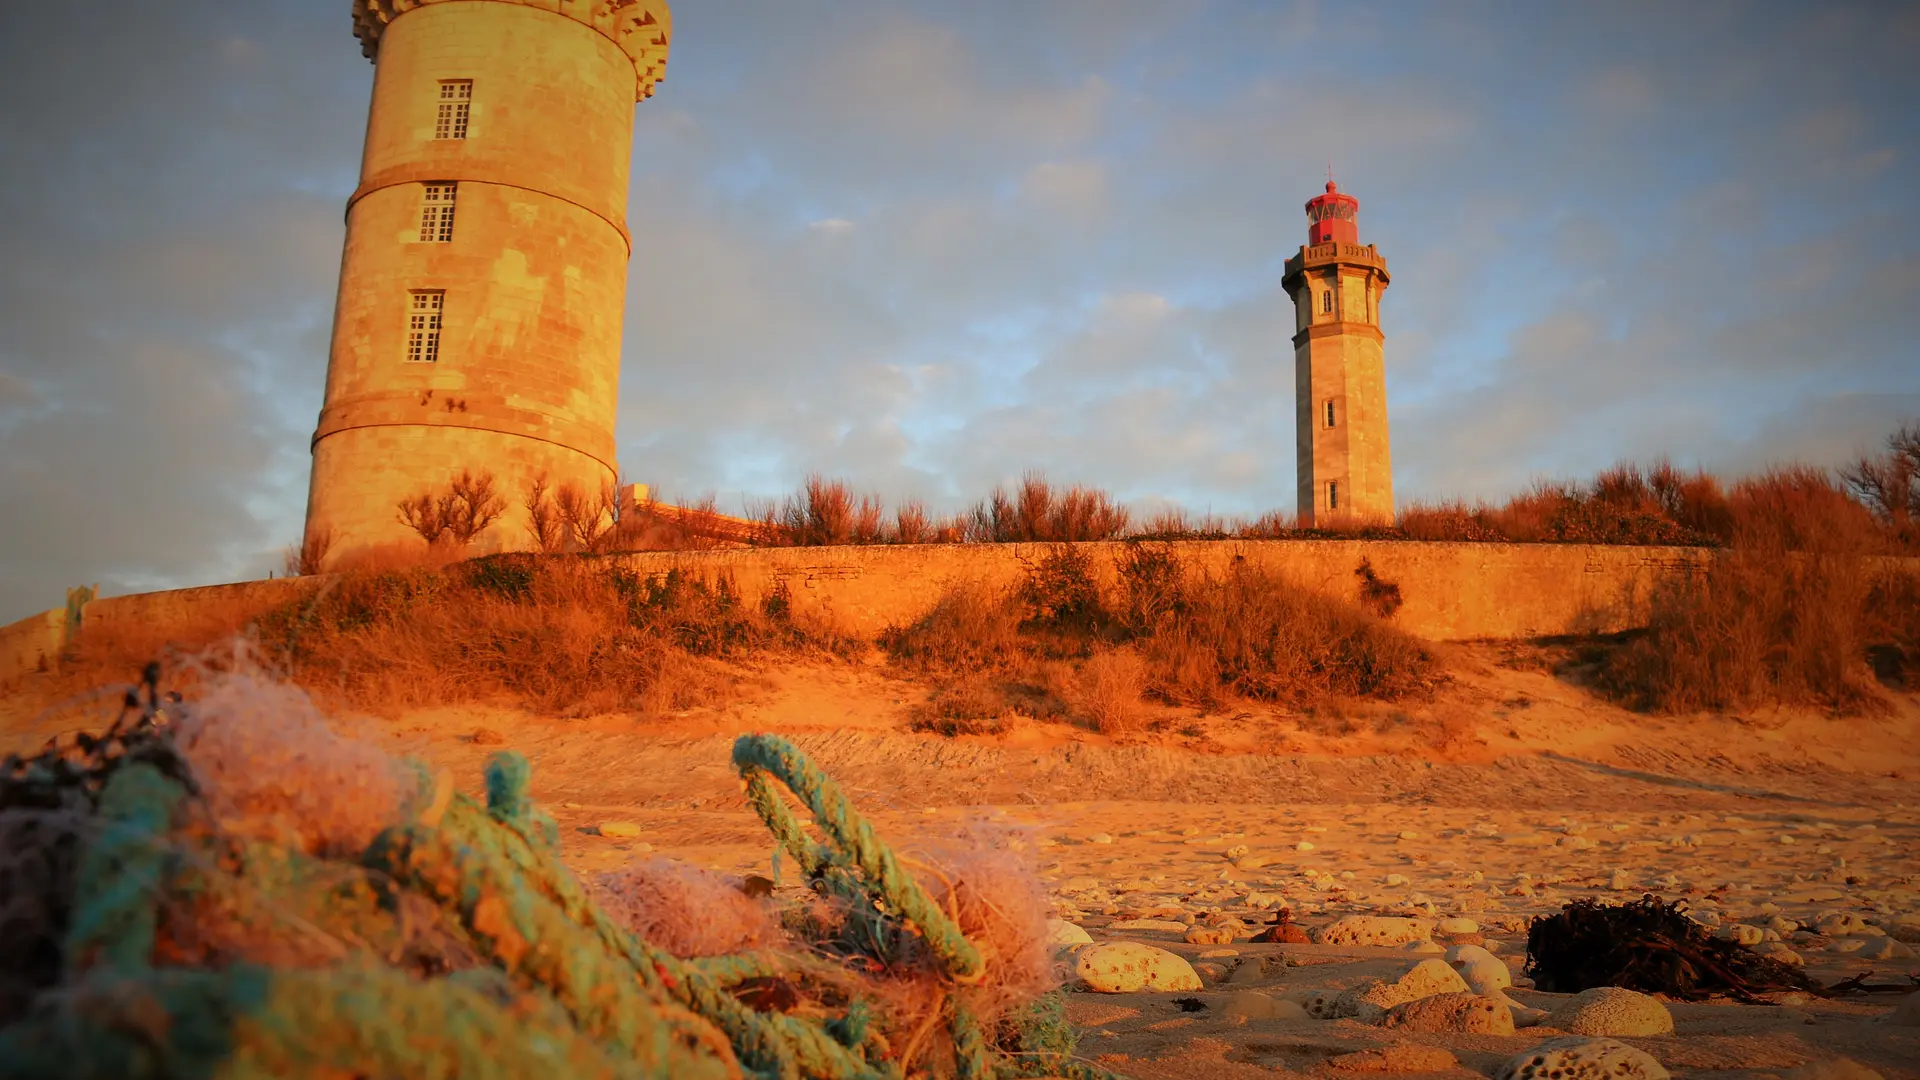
1282;242;1390;291
351;0;671;100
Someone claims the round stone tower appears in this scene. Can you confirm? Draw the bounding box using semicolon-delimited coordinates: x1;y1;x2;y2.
303;0;672;563
1282;180;1394;527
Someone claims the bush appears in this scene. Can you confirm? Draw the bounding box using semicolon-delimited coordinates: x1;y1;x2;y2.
1141;564;1436;709
879;585;1024;676
1595;468;1898;714
886;548;1437;727
254;556;825;716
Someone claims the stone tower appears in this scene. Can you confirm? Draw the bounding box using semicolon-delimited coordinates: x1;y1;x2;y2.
1282;180;1393;527
303;0;672;563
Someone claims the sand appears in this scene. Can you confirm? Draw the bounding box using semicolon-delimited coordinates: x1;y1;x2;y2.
5;642;1917;1077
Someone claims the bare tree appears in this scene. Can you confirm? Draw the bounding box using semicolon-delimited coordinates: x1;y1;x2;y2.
283;526;335;576
1841;420;1919;541
523;471;566;553
396;469;507;549
555;480;622;552
397;490;453;546
444;469;506;545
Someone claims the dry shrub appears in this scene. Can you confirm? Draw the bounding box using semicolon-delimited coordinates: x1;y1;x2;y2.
592;858;785;959
170;659;410;856
1059;649;1149;735
880;585;1024;676
1143;565;1437;709
965;471;1129;542
1598;468;1894;714
771;475;889;546
1396;500;1506;542
907;681;1016;736
256;557;811;716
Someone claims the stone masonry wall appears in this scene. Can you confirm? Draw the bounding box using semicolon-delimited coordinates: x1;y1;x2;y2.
8;541;1914;686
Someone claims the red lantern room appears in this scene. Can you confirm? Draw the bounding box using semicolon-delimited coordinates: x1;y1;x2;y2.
1305;179;1359;245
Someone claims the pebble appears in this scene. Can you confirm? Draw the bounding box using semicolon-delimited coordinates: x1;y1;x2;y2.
1445;944;1512;995
1326;959;1470;1022
1381;992;1515;1034
1074;942;1203;993
1193;961;1228;983
1089;832;1113;845
1046;919;1093;948
1550;986;1674;1037
1495;1037;1669;1080
1221;991;1308;1022
597;821;644;838
1856;936;1913;960
1198;948;1238;959
1436;917;1479;935
1314;916;1433;947
1296;841;1317;852
1184;926;1234;945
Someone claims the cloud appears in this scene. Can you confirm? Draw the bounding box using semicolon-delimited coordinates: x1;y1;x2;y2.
0;0;1915;623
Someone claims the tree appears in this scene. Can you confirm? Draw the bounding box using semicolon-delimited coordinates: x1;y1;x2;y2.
1841;420;1919;545
396;469;507;548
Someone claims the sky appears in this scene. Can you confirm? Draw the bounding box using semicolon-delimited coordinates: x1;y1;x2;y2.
1;1;1917;623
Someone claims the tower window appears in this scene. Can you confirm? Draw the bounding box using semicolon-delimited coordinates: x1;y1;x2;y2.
434;80;472;140
1325;400;1336;428
1327;481;1340;510
1321;290;1333;314
406;290;444;363
418;183;457;242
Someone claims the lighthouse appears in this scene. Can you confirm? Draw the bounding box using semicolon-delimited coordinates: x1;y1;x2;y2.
1282;180;1394;527
303;0;671;563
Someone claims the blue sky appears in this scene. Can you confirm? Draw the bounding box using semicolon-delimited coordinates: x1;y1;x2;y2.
0;1;1916;622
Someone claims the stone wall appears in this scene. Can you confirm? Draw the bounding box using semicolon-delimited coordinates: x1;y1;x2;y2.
8;541;1909;686
604;539;1708;641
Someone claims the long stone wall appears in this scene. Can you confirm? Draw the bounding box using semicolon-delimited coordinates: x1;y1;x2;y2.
605;539;1711;641
8;540;1906;686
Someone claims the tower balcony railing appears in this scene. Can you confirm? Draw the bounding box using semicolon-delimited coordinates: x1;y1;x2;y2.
1284;242;1388;278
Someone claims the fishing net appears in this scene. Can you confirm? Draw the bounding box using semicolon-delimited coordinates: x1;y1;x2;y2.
0;664;1115;1079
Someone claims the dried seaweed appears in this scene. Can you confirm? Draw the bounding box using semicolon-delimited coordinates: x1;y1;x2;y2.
1525;895;1819;1002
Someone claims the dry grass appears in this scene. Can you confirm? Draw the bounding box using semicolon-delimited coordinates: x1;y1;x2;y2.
882;545;1438;730
244;555;839;717
1057;648;1149;734
1594;469;1907;714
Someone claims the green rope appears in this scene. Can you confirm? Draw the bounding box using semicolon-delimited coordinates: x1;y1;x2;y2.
0;963;686;1080
63;762;184;976
731;735;985;984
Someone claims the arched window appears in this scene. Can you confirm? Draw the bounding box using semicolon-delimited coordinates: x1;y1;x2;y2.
1321;290;1333;315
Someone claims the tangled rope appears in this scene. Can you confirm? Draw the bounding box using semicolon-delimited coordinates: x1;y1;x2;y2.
0;714;1120;1080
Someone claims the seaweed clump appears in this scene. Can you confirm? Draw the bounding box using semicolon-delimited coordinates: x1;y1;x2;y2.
1526;895;1819;1002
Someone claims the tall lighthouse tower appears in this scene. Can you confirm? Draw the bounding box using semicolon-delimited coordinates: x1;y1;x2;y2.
304;0;672;563
1282;180;1394;527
